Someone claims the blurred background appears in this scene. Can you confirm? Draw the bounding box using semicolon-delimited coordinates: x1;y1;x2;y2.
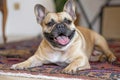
0;0;120;44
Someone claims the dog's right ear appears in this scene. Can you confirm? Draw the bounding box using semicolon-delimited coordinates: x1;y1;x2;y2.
34;4;48;24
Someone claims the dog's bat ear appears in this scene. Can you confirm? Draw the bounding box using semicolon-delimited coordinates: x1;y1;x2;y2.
63;0;76;21
34;4;48;24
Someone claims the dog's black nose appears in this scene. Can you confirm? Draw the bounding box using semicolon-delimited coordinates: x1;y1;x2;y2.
56;23;65;33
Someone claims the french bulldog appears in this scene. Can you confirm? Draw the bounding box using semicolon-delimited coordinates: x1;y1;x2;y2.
11;0;116;74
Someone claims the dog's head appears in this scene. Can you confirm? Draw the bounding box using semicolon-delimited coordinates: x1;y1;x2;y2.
34;0;76;48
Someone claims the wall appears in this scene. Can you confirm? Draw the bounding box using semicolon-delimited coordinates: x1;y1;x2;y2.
78;0;120;33
0;0;120;43
0;0;55;43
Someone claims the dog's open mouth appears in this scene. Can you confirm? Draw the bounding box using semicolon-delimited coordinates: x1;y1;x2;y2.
54;36;70;45
54;30;75;46
44;30;75;47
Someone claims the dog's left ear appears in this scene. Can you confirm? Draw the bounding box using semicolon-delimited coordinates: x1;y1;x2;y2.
34;4;48;24
63;0;76;21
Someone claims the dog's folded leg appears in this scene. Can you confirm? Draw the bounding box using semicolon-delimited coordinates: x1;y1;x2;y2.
61;56;90;74
94;33;116;62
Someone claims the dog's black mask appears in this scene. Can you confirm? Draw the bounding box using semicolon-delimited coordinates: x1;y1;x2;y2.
44;23;75;48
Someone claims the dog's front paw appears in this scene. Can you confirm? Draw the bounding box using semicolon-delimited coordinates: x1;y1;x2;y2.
61;64;90;74
11;61;31;70
61;65;78;74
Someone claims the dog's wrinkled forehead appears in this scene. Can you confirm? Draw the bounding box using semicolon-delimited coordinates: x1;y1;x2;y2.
43;12;72;24
34;0;76;25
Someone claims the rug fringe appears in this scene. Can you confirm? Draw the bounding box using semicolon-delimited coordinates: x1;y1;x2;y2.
0;71;83;80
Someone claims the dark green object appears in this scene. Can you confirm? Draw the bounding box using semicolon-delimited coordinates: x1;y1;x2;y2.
54;0;67;12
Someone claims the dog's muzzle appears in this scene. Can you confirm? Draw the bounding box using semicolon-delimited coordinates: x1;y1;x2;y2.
44;23;75;48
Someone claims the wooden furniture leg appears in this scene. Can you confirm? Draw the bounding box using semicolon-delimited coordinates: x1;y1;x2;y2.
0;0;8;44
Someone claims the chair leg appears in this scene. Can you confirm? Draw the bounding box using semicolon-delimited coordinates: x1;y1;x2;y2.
2;9;7;44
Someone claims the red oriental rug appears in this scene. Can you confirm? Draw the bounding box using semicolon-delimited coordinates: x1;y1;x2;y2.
0;37;120;80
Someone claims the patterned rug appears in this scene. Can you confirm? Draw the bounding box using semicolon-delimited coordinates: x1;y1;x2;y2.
0;37;120;80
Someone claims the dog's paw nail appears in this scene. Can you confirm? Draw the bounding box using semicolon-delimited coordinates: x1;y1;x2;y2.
99;55;107;62
10;64;25;70
108;55;116;62
61;70;69;74
61;69;76;75
11;64;17;69
61;70;66;74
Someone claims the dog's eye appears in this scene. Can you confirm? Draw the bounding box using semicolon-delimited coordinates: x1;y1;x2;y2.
46;19;55;27
64;18;72;24
46;22;54;26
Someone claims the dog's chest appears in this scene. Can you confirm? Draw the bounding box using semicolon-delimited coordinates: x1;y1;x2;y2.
48;52;66;63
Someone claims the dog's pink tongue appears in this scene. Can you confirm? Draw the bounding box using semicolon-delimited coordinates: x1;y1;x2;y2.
56;36;70;45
